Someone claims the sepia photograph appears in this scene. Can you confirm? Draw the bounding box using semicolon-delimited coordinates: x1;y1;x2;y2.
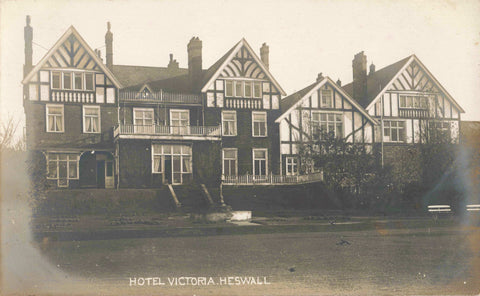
1;0;479;295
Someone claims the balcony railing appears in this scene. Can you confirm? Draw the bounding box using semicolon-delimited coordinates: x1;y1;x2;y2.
51;89;95;103
119;90;202;105
398;108;430;118
222;172;324;185
113;124;221;139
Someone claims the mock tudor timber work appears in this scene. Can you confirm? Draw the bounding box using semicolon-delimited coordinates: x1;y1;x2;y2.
22;17;464;190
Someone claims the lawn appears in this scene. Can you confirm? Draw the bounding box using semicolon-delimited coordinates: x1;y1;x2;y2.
34;224;480;295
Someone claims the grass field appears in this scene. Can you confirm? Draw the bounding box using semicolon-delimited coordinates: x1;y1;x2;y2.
34;224;480;296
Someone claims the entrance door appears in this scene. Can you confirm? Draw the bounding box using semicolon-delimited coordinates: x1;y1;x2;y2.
164;156;172;184
105;161;114;188
96;160;105;188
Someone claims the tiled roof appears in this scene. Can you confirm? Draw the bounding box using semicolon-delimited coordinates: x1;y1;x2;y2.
460;121;480;146
121;41;239;93
111;64;187;88
280;80;319;112
342;55;412;108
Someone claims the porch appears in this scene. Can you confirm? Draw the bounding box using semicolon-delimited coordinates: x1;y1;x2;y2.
222;172;324;186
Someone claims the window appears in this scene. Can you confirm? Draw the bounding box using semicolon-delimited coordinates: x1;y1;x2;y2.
46;104;64;132
223;149;237;176
253;82;261;98
383;120;406;142
74;73;83;90
245;82;252;98
222;111;237;136
253;149;268;177
234;81;243;97
285;157;298;176
170;109;189;134
83;106;100;133
225;81;233;97
320;89;333;108
311;112;343;138
252;111;267;137
133;108;154;133
430;121;451;140
152;144;192;184
225;80;262;98
399;95;428;109
85;73;94;90
51;71;95;91
47;153;79;187
52;72;61;89
63;72;72;90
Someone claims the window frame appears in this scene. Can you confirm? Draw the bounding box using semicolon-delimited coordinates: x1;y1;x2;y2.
74;72;84;90
253;82;262;98
151;144;192;184
311;111;343;138
46;104;65;133
252;148;268;177
399;95;428;109
225;80;233;97
51;71;62;89
383;120;406;143
222;148;238;177
319;89;334;108
221;110;237;136
46;153;80;187
234;81;244;97
85;73;94;91
82;105;101;134
285;156;298;176
169;109;190;126
252;111;267;137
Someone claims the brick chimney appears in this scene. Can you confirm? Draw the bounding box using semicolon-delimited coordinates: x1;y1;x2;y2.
187;37;202;83
105;22;113;69
260;43;269;69
24;15;33;77
352;51;367;101
369;63;375;76
168;53;179;70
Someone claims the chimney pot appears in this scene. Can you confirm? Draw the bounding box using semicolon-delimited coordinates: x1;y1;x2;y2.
260;43;269;70
369;63;375;75
336;79;342;86
316;73;324;82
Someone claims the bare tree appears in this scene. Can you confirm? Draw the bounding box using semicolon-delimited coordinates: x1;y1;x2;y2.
0;115;25;151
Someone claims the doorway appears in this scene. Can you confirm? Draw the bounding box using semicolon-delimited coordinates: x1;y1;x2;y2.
96;160;105;188
164;155;172;184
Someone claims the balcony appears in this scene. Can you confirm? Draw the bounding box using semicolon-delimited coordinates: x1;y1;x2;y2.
113;124;221;141
222;172;324;186
119;90;202;105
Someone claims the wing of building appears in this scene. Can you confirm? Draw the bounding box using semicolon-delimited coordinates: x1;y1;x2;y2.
22;18;290;189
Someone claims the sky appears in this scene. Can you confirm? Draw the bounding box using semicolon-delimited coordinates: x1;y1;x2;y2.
1;0;480;135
